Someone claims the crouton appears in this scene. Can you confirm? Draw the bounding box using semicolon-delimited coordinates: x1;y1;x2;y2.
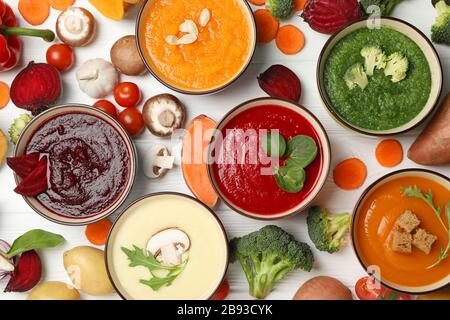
395;210;421;233
391;230;412;254
412;228;438;255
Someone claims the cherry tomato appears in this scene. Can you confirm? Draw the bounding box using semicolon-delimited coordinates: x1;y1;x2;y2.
210;280;230;300
46;44;74;72
355;276;413;300
93;100;118;118
118;108;145;137
114;82;141;108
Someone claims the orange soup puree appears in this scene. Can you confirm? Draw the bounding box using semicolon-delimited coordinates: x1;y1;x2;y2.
139;0;254;91
355;176;450;287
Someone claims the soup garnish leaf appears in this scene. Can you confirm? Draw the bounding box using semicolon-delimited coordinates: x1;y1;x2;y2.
275;165;305;193
262;132;286;158
121;245;188;291
427;202;450;269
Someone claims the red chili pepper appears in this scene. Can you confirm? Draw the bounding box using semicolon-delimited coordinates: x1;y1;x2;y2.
0;0;54;72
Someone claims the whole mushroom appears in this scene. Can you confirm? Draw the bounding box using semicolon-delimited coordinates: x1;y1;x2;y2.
143;94;186;137
56;7;96;47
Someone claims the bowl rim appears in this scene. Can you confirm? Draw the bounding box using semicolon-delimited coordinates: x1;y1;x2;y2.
104;191;230;300
135;0;257;95
316;16;443;137
351;168;450;295
206;97;332;221
14;104;137;226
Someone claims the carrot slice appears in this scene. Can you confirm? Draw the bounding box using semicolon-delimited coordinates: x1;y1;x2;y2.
294;0;307;11
85;219;113;246
248;0;265;5
0;82;10;109
375;139;403;167
0;130;8;165
333;158;367;190
254;9;279;44
181;115;218;208
49;0;75;10
276;25;305;55
18;0;51;26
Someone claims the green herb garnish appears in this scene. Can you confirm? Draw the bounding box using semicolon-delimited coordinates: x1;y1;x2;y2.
274;135;317;193
121;245;188;291
6;229;65;258
427;202;450;269
262;132;286;158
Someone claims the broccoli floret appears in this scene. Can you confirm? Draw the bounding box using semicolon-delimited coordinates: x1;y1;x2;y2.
360;46;387;76
344;63;368;90
307;206;351;254
230;225;313;299
9;114;32;145
432;1;450;44
360;0;406;16
266;0;294;19
384;52;408;83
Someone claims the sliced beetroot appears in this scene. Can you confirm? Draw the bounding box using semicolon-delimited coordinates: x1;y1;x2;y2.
7;152;41;178
257;65;302;102
14;156;48;197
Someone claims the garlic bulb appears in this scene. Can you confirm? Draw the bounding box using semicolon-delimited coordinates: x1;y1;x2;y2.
76;59;118;99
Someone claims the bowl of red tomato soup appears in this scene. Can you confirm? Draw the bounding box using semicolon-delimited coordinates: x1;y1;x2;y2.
208;98;331;220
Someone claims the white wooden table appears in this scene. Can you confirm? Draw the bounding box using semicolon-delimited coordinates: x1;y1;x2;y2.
0;0;449;300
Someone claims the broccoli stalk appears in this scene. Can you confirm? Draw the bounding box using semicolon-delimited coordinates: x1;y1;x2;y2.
230;225;314;299
432;1;450;44
360;46;387;76
307;206;351;253
344;63;369;90
9;114;32;145
384;52;408;83
266;0;294;19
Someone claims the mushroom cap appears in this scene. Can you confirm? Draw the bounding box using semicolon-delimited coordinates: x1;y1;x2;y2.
146;228;191;256
143;94;186;137
56;7;96;47
110;35;147;76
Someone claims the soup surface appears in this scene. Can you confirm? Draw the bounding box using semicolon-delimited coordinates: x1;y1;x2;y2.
211;105;324;215
355;175;450;288
139;0;254;91
324;27;432;131
108;194;228;300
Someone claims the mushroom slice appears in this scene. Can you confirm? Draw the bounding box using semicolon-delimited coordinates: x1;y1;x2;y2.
56;7;96;47
147;228;191;267
143;144;175;179
143;94;186;137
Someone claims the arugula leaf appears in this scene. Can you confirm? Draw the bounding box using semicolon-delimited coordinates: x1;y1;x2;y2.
121;245;177;271
274;164;305;193
6;229;65;258
428;201;450;269
285;135;318;168
140;274;179;291
402;186;448;231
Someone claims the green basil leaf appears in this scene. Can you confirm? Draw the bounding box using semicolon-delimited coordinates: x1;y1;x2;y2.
275;165;305;193
6;229;65;258
285;135;318;168
262;132;286;157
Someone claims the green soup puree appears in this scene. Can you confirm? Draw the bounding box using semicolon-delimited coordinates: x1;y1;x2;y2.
324;27;432;131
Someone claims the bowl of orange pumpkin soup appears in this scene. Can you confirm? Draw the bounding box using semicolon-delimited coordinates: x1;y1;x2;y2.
352;169;450;294
136;0;256;94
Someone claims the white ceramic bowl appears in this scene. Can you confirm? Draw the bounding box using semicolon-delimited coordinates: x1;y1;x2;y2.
317;17;443;136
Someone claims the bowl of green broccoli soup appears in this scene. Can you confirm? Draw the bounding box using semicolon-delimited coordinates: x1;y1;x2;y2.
317;17;442;136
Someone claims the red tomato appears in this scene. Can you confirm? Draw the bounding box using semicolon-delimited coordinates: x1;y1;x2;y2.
46;44;74;72
93;100;118;118
210;280;230;300
355;276;413;300
118;108;145;137
114;82;141;108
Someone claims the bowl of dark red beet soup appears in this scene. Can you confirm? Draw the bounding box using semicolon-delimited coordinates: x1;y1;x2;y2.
12;105;137;225
207;98;331;220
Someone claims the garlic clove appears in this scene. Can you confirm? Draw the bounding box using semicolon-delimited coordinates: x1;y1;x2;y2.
179;19;199;36
177;33;197;45
199;8;210;27
165;35;178;45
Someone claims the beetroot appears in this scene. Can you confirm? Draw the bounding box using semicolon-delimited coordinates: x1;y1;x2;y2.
14;156;48;197
10;62;61;115
4;250;42;293
257;65;302;102
7;152;41;178
302;0;362;34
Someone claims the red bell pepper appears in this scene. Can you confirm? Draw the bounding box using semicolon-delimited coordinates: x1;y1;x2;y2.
0;0;54;72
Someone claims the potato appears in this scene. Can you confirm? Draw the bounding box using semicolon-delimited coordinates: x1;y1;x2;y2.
63;246;113;296
110;35;147;76
293;276;353;300
28;281;80;300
